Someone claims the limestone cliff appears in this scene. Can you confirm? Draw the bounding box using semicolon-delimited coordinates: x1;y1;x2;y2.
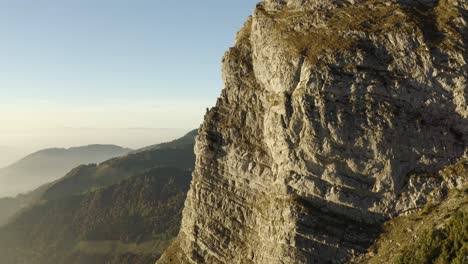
158;0;467;263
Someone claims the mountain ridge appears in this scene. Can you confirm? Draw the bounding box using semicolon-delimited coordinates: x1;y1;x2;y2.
0;144;133;198
2;144;132;169
0;130;198;264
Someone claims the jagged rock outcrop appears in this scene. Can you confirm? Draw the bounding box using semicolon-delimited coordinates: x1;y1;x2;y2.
158;0;467;263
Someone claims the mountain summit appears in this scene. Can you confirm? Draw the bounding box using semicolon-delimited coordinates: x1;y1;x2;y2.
158;0;467;263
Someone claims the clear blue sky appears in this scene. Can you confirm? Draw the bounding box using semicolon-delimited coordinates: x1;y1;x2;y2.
0;0;258;103
0;0;259;161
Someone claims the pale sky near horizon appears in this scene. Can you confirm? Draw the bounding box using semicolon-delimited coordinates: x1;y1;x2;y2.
0;0;259;166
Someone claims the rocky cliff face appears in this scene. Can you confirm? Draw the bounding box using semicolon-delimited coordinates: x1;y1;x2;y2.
158;0;467;263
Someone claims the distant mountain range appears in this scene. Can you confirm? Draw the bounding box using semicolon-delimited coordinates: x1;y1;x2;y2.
0;130;197;264
0;145;133;197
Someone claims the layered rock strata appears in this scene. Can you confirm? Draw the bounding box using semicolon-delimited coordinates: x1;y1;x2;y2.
158;0;467;263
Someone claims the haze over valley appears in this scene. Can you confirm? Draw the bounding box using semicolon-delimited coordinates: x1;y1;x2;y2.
0;146;24;170
0;144;132;197
0;127;191;168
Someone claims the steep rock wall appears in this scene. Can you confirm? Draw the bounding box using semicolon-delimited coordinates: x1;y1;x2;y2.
158;0;467;263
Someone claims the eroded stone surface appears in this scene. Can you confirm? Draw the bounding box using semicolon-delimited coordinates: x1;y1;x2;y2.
158;0;467;263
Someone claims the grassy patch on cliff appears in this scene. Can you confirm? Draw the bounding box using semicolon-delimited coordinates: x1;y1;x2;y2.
397;210;467;264
260;0;464;62
434;0;464;48
262;1;412;63
440;160;468;183
361;187;468;264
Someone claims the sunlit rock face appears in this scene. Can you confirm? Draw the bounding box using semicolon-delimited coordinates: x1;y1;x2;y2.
158;0;467;263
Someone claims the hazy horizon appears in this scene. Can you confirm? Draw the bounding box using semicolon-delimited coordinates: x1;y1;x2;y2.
0;127;193;168
0;1;257;167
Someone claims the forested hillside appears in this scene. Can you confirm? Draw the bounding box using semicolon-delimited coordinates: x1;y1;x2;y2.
0;130;197;264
